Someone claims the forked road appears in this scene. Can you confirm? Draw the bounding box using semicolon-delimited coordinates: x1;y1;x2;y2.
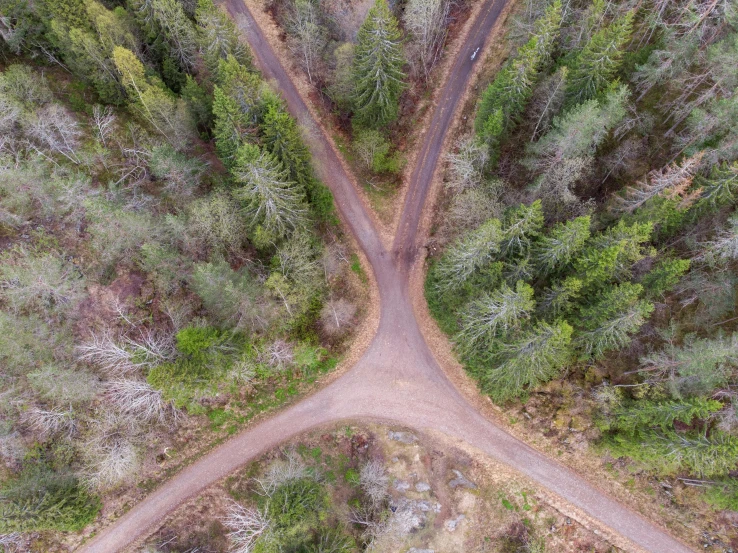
80;1;695;552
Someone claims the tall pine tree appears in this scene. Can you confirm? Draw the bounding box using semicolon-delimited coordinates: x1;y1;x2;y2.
566;11;634;103
474;0;562;150
352;0;406;129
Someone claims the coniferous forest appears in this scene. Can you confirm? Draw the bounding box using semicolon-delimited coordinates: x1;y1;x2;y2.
428;0;738;518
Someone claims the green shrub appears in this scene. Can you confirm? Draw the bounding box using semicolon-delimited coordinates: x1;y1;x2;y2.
353;129;404;174
705;479;738;511
343;468;360;486
267;478;328;549
0;465;100;532
176;326;224;357
147;357;219;413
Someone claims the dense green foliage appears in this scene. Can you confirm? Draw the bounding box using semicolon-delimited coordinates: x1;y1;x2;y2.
351;0;406;129
428;204;660;401
475;0;563;155
431;0;738;497
0;462;100;532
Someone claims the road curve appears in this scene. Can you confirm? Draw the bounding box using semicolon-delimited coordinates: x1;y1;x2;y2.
78;1;697;552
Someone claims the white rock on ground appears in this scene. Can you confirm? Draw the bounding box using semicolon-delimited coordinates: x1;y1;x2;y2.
388;430;418;444
445;514;466;532
415;481;431;492
448;469;477;489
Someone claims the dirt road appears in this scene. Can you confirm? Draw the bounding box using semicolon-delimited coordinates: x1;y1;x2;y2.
78;1;697;552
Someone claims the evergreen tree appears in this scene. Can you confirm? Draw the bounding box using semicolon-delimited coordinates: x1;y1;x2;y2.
130;0;197;71
351;0;406;128
64;24;124;103
533;215;590;274
638;332;738;398
539;277;582;317
112;46;193;148
475;37;540;139
573;243;622;292
232;144;307;241
216;55;263;123
38;0;89;30
435;218;503;291
474;0;562;148
604;398;722;436
697;161;738;207
459;281;535;351
566;11;634;103
526;84;629;171
500;200;544;258
260;103;311;186
483;320;573;402
589;220;653;280
607;428;738;478
212;86;246;168
641;258;690;299
576;282;653;359
196;0;252;72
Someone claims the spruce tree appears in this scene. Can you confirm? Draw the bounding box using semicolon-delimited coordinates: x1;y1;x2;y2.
352;0;406;128
232;144;307;241
260;103;312;186
459;281;535;351
474;0;562;149
483;320;573;402
211;86;244;168
567;11;634;103
196;0;252;72
575;282;653;359
526;84;629;171
435;218;503;291
533;215;591;274
698;161;738;207
500;200;544;258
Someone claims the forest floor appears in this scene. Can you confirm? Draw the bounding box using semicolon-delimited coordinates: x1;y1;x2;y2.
140;424;620;553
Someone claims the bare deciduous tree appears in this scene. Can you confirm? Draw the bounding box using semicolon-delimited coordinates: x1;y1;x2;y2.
77;328;175;375
445;136;489;192
350;499;419;551
22;406;77;440
27;104;82;164
0;248;86;318
83;414;141;490
286;0;327;84
403;0;451;81
259;339;295;372
698;213;738;263
105;379;176;425
254;450;307;496
92;104;116;147
320;298;357;336
359;460;389;507
534;156;593;221
0;533;25;553
223;500;271;553
528;67;567;141
441;187;501;243
615;152;704;213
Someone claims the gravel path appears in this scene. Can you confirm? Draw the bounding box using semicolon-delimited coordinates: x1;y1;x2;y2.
78;1;696;552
